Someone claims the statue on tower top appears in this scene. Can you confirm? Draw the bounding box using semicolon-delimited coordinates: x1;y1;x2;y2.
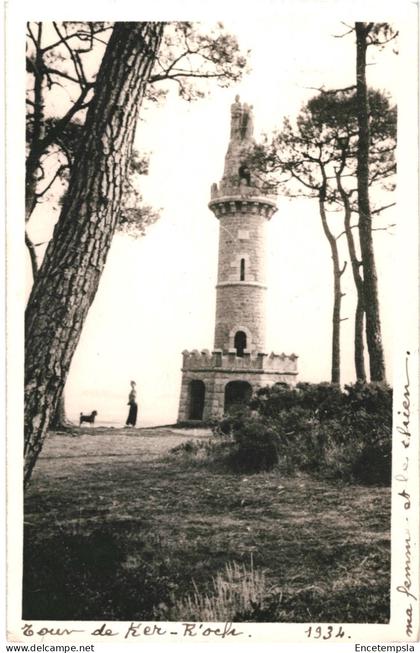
230;95;254;141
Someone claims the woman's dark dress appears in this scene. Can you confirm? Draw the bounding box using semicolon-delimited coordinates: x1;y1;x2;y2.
126;390;138;426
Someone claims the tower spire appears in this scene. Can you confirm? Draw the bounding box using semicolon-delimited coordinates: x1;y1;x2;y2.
216;96;259;198
230;95;255;142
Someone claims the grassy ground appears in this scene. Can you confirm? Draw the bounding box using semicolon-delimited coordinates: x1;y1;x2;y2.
23;426;391;623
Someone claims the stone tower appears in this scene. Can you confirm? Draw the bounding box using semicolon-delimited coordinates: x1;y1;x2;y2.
177;97;298;422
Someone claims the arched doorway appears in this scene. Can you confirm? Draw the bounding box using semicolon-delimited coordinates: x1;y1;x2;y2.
234;330;247;357
188;380;205;420
224;381;252;413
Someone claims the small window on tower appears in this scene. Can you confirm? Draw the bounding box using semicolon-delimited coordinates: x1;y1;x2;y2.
234;331;247;357
238;163;251;186
240;258;245;281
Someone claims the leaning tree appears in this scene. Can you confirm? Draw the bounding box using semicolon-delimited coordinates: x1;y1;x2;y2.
25;20;248;432
24;22;166;486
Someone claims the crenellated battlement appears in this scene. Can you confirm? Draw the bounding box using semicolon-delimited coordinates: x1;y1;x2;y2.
210;181;277;203
181;348;298;375
209;193;277;220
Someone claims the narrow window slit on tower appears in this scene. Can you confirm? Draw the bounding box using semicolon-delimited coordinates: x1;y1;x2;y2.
240;258;245;281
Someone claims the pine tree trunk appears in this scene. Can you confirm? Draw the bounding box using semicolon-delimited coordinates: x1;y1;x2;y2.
27;205;69;430
24;22;164;487
319;195;344;384
355;22;386;382
336;170;367;381
49;394;72;430
354;295;366;380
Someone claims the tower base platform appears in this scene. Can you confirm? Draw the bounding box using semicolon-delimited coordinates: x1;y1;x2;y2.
177;348;298;422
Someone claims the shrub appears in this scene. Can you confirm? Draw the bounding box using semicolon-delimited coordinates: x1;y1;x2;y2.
250;383;301;416
251;382;343;420
222;382;392;484
175;383;392;484
339;384;392;485
228;416;280;472
212;406;253;436
344;381;393;415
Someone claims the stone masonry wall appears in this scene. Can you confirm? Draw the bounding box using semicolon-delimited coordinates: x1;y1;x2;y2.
212;205;273;352
214;284;266;352
177;368;298;421
217;211;267;285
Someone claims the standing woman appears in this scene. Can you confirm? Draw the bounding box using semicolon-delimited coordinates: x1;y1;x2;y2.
126;380;138;427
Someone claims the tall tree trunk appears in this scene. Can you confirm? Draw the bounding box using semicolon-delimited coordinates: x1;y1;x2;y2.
354;295;366;380
335;170;367;381
49;395;72;430
24;22;164;487
26;224;71;429
319;192;345;384
355;22;386;382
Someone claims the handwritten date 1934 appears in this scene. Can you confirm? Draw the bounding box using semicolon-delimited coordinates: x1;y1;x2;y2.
305;625;349;640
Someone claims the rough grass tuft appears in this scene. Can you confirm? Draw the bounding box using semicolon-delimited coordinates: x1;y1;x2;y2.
163;558;273;622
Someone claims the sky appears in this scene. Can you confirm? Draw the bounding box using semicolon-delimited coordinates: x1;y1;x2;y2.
25;13;402;427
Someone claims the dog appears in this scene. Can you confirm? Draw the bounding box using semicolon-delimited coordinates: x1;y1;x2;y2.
79;410;98;426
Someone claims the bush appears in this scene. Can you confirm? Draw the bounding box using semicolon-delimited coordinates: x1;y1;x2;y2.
344;381;393;415
211;406;253;436
251;382;343;420
228;416;280;473
295;382;344;419
215;382;393;484
174;383;393;484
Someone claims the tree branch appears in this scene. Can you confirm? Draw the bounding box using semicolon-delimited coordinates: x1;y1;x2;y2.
41;25;111;54
302;84;356;95
52;22;88;88
44;66;81;85
36;165;68;199
332;22;355;38
372;224;396;233
25;231;39;280
39;84;92;153
371;202;396;215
